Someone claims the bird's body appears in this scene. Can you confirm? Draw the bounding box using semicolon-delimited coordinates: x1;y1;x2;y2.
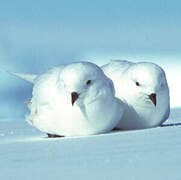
102;60;170;130
13;62;123;136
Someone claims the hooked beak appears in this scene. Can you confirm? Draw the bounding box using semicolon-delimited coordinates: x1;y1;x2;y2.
71;92;79;106
149;93;157;106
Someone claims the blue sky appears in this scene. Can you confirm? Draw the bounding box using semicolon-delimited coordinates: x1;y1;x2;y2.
0;0;180;72
1;0;181;64
1;0;181;24
0;0;181;119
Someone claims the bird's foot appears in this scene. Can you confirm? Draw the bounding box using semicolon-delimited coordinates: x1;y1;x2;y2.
47;133;64;138
112;127;123;131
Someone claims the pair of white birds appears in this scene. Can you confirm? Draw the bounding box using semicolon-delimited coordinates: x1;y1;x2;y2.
12;60;170;137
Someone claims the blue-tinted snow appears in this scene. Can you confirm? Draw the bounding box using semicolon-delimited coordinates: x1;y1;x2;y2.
0;108;181;180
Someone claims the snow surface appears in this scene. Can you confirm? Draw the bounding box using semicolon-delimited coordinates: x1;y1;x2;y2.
0;107;181;180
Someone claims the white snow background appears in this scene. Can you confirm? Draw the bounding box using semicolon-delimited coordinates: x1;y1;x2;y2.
0;1;181;179
0;108;181;180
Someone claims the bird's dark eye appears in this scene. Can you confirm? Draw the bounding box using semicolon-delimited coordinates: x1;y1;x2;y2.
86;80;91;85
136;82;140;86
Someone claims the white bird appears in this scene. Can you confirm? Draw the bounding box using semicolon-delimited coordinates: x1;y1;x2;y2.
11;62;124;137
102;60;170;130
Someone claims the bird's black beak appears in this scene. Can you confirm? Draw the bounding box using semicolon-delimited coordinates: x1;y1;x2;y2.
149;93;157;106
71;92;79;106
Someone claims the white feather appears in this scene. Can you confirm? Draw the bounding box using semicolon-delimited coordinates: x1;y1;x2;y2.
8;72;37;83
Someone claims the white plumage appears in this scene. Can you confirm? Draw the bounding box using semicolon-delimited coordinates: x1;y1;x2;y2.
12;62;124;136
102;60;170;129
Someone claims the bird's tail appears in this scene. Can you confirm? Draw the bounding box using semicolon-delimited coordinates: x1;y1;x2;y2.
8;72;37;84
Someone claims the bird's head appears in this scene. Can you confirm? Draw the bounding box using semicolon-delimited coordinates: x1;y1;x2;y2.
58;62;114;107
126;62;169;107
